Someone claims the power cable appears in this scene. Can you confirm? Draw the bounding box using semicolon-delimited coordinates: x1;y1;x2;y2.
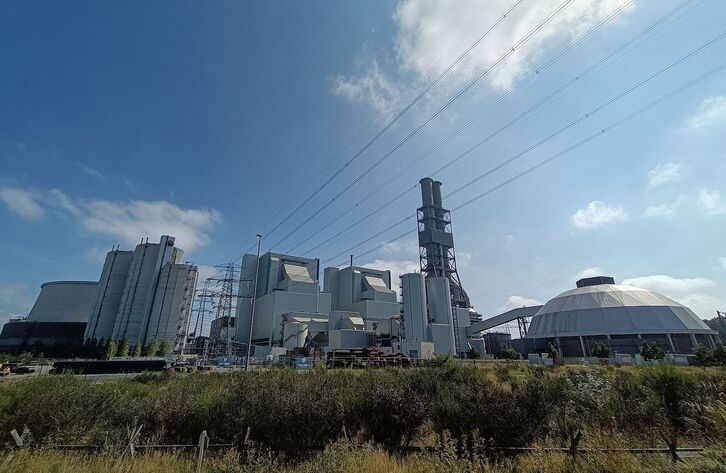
270;0;577;249
290;0;674;255
324;53;726;267
263;0;529;246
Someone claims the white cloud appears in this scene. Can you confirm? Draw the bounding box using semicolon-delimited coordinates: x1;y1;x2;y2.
2;186;220;253
622;275;714;295
0;187;45;221
647;162;683;187
504;234;515;248
380;238;419;256
76;198;221;252
571;201;627;229
331;58;411;121
644;203;677;218
500;295;542;312
698;189;725;216
684;95;726;131
576;267;604;279
621;274;724;318
720;257;726;271
334;0;634;114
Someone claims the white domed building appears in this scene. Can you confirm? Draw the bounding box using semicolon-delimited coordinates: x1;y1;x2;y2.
523;276;720;356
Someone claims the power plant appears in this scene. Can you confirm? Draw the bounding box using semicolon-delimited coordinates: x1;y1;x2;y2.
1;236;198;354
0;177;721;360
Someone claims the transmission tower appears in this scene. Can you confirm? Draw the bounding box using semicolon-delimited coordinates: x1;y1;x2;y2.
208;263;240;357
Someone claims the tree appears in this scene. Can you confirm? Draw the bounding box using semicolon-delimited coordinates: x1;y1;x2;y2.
591;341;610;358
499;345;519;360
116;338;129;357
694;346;714;366
547;342;559;360
104;339;117;360
131;342;142;357
713;345;726;366
704;316;726;341
157;337;170;357
144;337;158;357
641;341;666;361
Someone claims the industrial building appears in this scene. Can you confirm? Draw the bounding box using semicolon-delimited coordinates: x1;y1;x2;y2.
1;236;197;355
233;178;487;359
85;235;198;351
0;281;98;354
518;276;720;356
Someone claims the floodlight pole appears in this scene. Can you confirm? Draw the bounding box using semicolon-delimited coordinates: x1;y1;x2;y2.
245;234;263;372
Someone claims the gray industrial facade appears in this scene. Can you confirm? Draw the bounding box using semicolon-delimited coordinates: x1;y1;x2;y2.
85;235;198;351
523;276;720;356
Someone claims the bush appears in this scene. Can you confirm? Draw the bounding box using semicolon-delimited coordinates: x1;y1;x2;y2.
640;342;665;361
591;341;610;358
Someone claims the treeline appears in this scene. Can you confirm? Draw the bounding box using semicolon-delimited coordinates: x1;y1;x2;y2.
61;336;171;360
3;336;172;361
1;363;724;455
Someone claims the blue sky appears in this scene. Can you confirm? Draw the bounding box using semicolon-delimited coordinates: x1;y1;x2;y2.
2;0;725;332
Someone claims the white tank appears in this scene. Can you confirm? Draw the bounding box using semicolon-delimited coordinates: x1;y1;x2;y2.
28;281;99;323
402;273;427;342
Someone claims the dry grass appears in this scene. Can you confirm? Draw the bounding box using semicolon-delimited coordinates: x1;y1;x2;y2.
2;447;726;473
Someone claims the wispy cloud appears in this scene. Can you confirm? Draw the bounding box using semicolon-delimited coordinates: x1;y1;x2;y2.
647;162;683;188
719;257;726;271
1;186;221;252
499;295;542;312
78;163;104;180
622;274;723;318
698;189;725;216
331;58;412;122
571;201;627;229
644;196;684;219
0;187;45;221
684;95;726;131
333;0;634;116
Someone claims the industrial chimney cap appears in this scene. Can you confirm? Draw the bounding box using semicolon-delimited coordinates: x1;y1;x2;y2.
576;276;615;288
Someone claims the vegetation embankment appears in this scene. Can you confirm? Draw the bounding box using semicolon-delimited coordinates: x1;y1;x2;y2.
1;362;725;471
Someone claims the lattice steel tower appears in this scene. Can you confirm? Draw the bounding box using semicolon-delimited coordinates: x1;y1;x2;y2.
417;177;471;309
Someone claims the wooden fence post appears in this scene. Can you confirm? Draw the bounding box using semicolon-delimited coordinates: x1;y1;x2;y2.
196;430;209;473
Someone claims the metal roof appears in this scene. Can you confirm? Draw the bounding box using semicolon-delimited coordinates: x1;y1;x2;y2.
526;282;716;338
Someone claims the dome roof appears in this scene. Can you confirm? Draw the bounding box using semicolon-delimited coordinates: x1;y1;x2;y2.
526;277;715;338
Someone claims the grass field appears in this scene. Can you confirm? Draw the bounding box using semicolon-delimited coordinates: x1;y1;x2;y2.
1;362;724;471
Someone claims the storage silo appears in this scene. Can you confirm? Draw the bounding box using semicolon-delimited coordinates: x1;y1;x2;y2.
145;263;198;352
401;273;427;342
113;235;183;345
84;250;134;341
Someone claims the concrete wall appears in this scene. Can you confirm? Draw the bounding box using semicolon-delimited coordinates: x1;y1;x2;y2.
145;263;198;352
28;281;98;323
85;250;134;341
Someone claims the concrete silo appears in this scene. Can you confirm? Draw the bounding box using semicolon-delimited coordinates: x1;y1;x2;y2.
84;250;134;341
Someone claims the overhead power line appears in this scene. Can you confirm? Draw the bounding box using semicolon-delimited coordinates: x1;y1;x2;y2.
324;51;726;267
290;0;683;255
263;0;529;246
270;0;578;249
